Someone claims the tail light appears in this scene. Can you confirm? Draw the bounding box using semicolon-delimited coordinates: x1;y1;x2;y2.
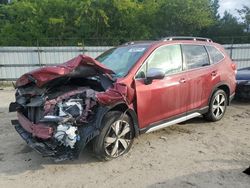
231;62;237;74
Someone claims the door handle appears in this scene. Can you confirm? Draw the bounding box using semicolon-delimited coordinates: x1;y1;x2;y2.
211;71;217;76
179;78;186;83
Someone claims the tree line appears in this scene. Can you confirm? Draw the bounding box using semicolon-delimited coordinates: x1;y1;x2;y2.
0;0;249;46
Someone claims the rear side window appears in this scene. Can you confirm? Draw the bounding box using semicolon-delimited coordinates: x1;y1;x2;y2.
182;45;210;69
206;46;224;64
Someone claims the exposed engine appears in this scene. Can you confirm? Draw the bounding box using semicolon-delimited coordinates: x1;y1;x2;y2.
53;99;83;148
58;99;83;118
54;124;79;149
41;89;97;149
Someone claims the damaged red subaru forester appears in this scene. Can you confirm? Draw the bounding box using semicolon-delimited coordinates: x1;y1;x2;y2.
9;37;237;161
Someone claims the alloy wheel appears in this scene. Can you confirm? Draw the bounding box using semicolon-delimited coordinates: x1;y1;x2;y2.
104;120;132;157
212;93;226;118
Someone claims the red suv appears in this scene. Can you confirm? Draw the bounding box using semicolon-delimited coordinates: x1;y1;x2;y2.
10;37;236;161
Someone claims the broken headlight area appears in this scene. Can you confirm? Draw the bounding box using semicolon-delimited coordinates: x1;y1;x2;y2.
12;85;100;161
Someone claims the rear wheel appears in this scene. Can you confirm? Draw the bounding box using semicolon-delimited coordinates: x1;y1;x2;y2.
93;111;134;160
205;89;227;122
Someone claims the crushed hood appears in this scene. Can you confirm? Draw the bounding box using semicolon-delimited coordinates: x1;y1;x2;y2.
16;55;114;88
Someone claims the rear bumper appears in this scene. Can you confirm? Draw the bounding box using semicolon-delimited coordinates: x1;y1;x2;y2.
16;112;53;139
236;82;250;99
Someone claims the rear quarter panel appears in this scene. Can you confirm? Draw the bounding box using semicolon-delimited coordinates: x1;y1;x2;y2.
215;44;237;95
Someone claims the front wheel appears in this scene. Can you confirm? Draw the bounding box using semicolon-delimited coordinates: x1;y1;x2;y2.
205;89;228;122
93;111;134;160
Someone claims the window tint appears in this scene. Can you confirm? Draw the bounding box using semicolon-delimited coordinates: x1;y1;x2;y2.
147;44;182;75
182;45;210;69
206;45;224;64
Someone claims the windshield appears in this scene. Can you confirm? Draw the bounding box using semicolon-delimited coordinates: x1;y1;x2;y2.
96;45;150;77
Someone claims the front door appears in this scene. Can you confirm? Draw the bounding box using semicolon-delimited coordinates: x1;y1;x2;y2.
134;44;188;129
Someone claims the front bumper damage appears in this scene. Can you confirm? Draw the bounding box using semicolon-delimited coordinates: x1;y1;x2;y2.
13;122;58;157
9;55;135;161
11;112;101;161
16;112;53;139
9;87;103;161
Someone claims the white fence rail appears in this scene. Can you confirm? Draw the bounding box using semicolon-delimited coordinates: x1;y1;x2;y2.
0;44;250;81
0;46;112;81
224;44;250;69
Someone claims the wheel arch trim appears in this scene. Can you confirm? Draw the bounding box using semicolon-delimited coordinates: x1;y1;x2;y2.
95;102;140;137
209;82;231;106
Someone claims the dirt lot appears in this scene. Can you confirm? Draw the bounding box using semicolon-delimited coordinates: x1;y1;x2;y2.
0;88;250;188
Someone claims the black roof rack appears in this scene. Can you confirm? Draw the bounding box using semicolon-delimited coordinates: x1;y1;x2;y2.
162;36;213;42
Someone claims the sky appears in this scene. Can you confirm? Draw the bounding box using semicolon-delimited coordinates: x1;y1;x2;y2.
219;0;250;17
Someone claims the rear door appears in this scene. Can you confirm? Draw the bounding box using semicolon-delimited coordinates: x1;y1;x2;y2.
134;44;189;129
181;44;213;111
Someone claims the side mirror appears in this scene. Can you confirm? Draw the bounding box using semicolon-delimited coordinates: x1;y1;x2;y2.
144;68;165;85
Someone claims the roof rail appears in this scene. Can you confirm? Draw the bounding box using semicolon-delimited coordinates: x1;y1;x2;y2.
162;36;213;42
123;40;156;45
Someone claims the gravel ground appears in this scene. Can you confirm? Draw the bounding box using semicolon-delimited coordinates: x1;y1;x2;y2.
0;88;250;188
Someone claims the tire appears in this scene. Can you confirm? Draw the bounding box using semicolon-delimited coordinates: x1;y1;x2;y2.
93;111;134;160
205;89;228;122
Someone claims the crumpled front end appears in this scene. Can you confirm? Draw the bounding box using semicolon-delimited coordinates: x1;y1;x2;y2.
9;55;134;161
10;85;101;161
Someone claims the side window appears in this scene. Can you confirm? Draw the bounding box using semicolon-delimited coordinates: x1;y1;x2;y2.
135;45;182;78
182;45;210;69
206;45;224;64
135;63;146;79
147;45;182;75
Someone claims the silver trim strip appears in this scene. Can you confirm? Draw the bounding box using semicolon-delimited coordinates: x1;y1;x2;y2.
146;112;201;133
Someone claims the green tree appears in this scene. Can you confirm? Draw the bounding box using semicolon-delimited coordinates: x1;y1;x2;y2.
0;0;247;46
153;0;214;37
238;6;250;32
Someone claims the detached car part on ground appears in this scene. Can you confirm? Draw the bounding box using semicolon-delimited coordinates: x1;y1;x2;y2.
9;37;236;161
235;67;250;100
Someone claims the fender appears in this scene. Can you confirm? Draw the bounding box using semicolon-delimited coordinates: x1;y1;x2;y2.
94;102;140;137
76;102;139;159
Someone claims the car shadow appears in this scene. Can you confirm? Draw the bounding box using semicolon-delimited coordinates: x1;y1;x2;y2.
232;99;250;105
0;143;102;176
0;106;102;176
148;159;250;188
148;168;250;188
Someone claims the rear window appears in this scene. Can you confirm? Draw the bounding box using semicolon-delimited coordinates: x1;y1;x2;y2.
206;46;224;64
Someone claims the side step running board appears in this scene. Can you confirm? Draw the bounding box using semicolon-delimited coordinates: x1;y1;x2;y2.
146;112;201;133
